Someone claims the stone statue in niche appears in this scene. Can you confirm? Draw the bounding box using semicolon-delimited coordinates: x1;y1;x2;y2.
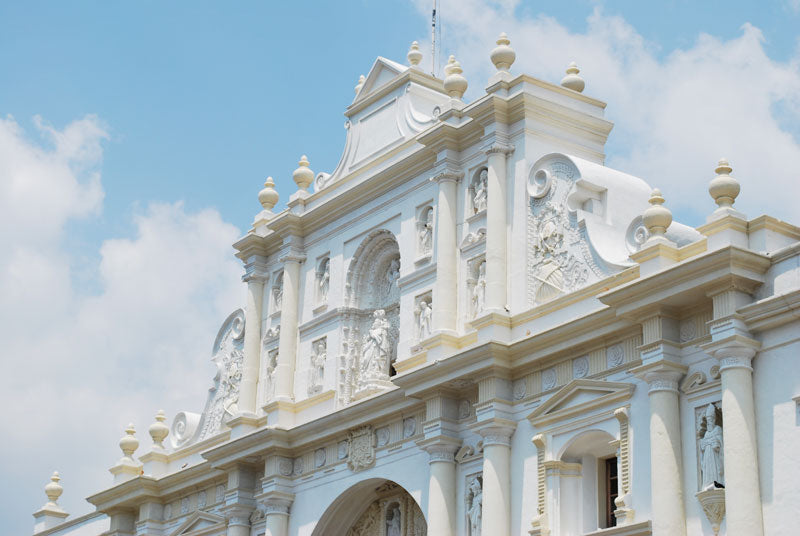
416;299;432;340
317;259;330;305
471;260;486;317
308;338;326;396
386;505;402;536
697;403;724;490
361;309;392;382
418;208;433;256
466;476;483;536
387;258;401;288
473;169;488;214
272;274;283;311
265;349;278;400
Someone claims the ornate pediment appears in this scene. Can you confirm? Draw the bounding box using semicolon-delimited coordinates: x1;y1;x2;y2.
169;511;226;536
527;379;634;428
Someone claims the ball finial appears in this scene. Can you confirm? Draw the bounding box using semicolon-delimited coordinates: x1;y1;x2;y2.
642;188;672;239
490;32;516;72
560;61;585;93
258;176;279;212
709;157;740;210
293;155;314;191
119;423;139;461
407;41;423;67
44;471;64;506
354;74;365;95
443;55;468;99
148;409;169;449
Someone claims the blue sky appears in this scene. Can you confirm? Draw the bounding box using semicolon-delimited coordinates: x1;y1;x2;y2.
2;1;799;533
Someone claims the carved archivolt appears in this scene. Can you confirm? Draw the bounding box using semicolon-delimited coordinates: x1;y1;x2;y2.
346;484;426;536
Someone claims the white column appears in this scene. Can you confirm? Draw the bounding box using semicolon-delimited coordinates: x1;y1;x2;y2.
226;512;251;536
484;143;514;313
640;366;686;536
716;346;764;535
425;446;458;536
276;254;304;401
479;426;514;536
239;275;265;415
432;170;461;333
264;502;290;536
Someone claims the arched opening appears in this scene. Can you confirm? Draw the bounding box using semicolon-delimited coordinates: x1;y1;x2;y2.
556;429;618;534
312;479;426;536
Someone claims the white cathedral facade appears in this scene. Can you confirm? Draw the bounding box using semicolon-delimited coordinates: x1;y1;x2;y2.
33;36;800;536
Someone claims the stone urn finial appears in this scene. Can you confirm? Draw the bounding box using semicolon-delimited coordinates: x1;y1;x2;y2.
561;61;585;93
643;188;672;239
490;32;516;72
407;41;423;67
709;158;740;211
119;423;139;462
44;471;64;507
443;55;468;99
354;74;365;95
149;410;169;449
258;176;279;212
293;155;314;191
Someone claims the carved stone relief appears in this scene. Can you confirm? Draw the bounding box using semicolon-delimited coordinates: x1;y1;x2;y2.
347;425;376;472
339;230;401;405
527;159;607;306
416;206;433;258
542;368;557;391
573;355;589;378
308;337;326;396
272;271;284;312
607;344;624;368
346;484;427;536
314;448;326;468
466;474;483;536
471;168;488;215
376;427;390;447
402;417;416;438
512;378;527;400
696;402;724;490
317;257;330;306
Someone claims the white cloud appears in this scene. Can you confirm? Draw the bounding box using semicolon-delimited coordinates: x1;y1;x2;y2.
417;2;800;224
0;116;243;529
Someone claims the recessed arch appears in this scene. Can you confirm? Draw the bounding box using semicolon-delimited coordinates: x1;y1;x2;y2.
312;478;426;536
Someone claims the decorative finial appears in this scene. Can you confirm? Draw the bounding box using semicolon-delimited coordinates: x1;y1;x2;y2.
490;32;515;72
44;471;64;507
354;74;365;95
119;423;139;462
642;188;672;239
443;55;468;99
148;410;169;449
258;176;279;212
407;41;423;67
560;61;585;93
708;158;740;211
292;155;314;191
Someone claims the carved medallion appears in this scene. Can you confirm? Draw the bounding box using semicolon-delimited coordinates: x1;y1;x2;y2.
347;426;376;472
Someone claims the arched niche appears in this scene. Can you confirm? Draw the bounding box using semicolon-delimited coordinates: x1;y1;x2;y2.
313;479;426;536
339;229;401;404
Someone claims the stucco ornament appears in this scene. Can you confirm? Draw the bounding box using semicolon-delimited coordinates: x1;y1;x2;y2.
308;338;326;396
317;258;330;305
697;403;724;490
265;349;278;401
473;169;488;213
466;475;483;536
386;505;402;536
471;260;486;317
173;309;245;447
416;299;432;340
272;272;283;311
347;426;376;472
417;208;433;256
361;310;393;381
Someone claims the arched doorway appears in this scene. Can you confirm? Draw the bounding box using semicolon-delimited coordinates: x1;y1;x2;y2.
313;479;426;536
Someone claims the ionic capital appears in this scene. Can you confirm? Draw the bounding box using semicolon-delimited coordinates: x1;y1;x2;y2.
431;169;464;184
631;360;687;396
242;257;270;282
701;334;760;373
417;436;461;464
279;251;306;265
255;490;294;517
476;422;516;447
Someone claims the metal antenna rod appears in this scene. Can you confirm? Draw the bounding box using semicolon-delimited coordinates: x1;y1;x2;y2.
431;0;437;76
